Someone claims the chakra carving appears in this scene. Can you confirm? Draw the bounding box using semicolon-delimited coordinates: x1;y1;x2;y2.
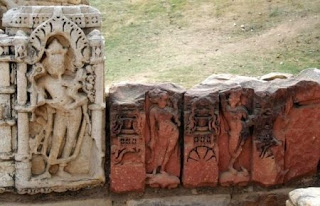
183;92;220;187
0;6;106;194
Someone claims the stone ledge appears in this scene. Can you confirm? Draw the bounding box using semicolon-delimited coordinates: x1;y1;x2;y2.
0;187;293;206
127;194;231;206
1;199;112;206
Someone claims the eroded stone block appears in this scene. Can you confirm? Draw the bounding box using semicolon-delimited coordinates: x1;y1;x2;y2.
0;5;105;194
0;48;16;191
110;84;184;192
183;91;220;187
0;161;14;188
109;87;146;193
183;69;320;188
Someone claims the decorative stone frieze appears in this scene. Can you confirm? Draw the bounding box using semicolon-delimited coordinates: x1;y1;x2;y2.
0;1;319;196
181;69;320;188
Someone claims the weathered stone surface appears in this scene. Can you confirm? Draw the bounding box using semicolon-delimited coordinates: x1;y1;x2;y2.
0;161;15;188
230;188;290;206
260;72;293;81
183;69;320;188
3;199;112;206
0;0;319;195
126;188;290;206
183;91;220;188
0;28;16;191
0;0;89;29
109;83;184;192
5;0;88;7
286;187;320;206
3;5;101;34
127;194;231;206
0;5;106;194
109;84;146;193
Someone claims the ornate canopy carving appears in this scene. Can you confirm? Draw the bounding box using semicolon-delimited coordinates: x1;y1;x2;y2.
27;8;90;67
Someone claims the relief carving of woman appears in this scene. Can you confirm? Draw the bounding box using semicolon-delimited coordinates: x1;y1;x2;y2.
219;89;252;185
146;89;180;188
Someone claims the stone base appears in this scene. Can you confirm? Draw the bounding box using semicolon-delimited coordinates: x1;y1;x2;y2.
110;165;145;193
0;186;293;206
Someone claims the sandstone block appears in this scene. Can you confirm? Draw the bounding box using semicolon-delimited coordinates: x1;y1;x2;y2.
109;83;184;192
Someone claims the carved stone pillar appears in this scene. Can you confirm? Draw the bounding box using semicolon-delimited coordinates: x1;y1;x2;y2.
0;32;23;191
2;5;105;194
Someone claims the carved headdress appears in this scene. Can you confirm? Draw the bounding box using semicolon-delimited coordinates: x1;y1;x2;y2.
45;39;67;55
44;39;68;78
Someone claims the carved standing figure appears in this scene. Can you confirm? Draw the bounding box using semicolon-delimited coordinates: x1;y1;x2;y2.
29;38;90;179
146;89;180;188
220;89;252;185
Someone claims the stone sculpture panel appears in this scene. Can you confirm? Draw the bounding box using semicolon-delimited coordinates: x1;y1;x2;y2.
183;92;220;187
0;5;105;194
0;1;319;195
145;88;182;189
109;91;146;193
218;88;254;186
251;91;286;186
109;84;184;192
282;81;320;182
181;70;320;189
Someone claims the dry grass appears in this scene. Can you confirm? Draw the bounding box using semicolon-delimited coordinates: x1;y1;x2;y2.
90;0;320;88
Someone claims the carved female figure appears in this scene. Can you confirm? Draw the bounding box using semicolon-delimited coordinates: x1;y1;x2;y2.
220;89;252;184
148;89;180;175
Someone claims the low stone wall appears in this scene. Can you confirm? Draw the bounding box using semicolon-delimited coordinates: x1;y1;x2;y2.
109;69;320;193
0;4;319;205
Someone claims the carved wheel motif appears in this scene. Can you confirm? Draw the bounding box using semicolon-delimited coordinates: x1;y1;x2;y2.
187;146;216;162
